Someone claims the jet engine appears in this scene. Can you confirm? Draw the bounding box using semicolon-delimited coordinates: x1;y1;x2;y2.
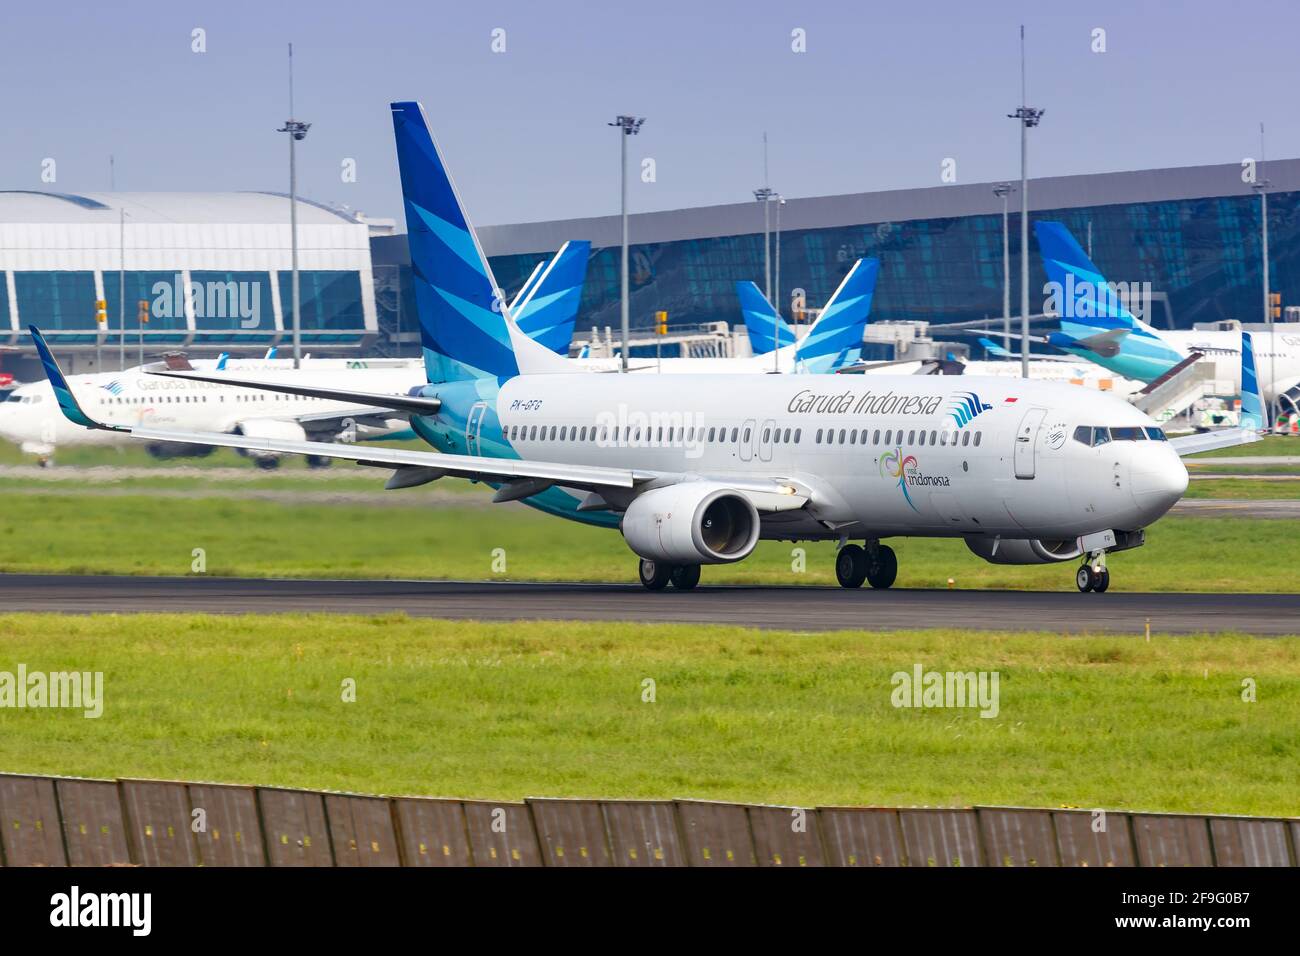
964;536;1083;565
621;484;761;565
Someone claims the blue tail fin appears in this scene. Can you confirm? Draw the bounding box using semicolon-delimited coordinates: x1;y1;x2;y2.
392;101;569;382
736;281;795;355
794;258;879;373
1035;221;1148;332
509;259;547;312
512;240;590;355
1240;331;1268;431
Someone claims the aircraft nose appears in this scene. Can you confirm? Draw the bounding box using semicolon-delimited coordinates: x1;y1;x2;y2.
1131;447;1188;519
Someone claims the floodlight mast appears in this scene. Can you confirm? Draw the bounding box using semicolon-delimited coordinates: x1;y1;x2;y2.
609;115;644;372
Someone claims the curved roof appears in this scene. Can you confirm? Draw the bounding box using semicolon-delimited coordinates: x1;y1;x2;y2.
0;190;363;225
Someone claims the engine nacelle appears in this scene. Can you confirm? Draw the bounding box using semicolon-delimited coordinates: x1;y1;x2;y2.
621;484;761;565
233;418;308;458
964;536;1084;565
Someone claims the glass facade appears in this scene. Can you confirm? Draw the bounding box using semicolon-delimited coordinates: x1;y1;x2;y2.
103;270;189;343
482;191;1297;339
189;270;276;342
277;270;365;338
14;271;98;340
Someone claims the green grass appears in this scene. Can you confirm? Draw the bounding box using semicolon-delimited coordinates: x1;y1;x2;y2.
1186;436;1299;458
0;437;432;471
0;614;1294;814
0;489;1296;591
1184;478;1300;499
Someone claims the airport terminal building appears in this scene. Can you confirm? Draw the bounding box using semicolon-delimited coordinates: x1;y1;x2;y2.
467;158;1300;342
5;159;1300;375
0;191;380;373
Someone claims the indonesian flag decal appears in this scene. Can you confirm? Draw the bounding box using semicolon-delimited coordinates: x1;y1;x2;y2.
1004;397;1018;403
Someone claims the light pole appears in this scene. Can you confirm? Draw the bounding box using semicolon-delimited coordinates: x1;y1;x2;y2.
1253;122;1275;425
1008;25;1043;379
774;194;784;373
118;209;127;370
993;184;1013;357
608;115;644;372
278;43;311;369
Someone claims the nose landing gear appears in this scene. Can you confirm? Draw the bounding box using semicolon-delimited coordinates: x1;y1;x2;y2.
1076;551;1110;593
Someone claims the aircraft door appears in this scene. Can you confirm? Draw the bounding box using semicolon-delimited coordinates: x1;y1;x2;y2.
466;401;489;456
1014;407;1046;479
738;418;756;462
758;418;776;462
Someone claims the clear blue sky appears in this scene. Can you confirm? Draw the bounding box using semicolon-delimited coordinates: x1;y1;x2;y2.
3;0;1297;225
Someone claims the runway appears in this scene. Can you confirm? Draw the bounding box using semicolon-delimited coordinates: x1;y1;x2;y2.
3;574;1296;636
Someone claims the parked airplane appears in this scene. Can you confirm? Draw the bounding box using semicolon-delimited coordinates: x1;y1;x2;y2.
30;101;1260;593
737;281;796;354
573;258;879;374
510;240;590;355
1034;221;1300;413
0;357;422;466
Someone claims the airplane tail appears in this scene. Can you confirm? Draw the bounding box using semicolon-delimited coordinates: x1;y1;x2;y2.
794;258;880;373
1239;331;1268;431
512;240;591;355
390;100;567;383
736;281;795;355
1035;221;1155;333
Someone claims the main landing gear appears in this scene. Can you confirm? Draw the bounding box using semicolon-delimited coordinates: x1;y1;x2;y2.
638;559;701;591
1076;551;1110;593
835;541;897;590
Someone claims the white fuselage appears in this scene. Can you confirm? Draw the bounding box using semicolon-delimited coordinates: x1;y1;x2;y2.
1164;329;1300;398
480;372;1187;542
0;363;422;456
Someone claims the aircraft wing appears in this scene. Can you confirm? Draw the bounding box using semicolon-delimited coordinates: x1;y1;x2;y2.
146;369;442;415
1169;428;1259;457
31;325;810;509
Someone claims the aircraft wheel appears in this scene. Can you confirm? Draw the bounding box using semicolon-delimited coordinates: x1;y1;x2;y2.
254;456;281;471
306;455;332;469
835;544;867;588
1076;565;1096;593
638;559;672;591
1092;568;1110;593
670;564;701;591
866;545;898;590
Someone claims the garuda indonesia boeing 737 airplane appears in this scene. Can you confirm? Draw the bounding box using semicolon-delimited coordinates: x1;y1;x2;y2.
30;100;1262;593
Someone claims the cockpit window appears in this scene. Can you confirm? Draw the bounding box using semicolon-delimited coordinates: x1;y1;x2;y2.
1075;425;1161;447
1110;426;1146;441
1092;426;1111;447
1144;427;1167;441
1072;426;1091;446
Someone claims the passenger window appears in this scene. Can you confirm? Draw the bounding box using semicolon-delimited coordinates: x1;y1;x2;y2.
884;430;892;444
794;429;801;443
917;431;926;446
907;430;915;444
816;429;823;443
762;428;770;443
784;428;792;443
838;429;846;444
730;427;738;442
930;430;937;444
962;431;971;446
849;430;857;445
560;426;567;441
973;432;981;447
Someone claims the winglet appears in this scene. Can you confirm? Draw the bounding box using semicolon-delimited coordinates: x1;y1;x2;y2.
28;326;116;430
1239;331;1268;431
